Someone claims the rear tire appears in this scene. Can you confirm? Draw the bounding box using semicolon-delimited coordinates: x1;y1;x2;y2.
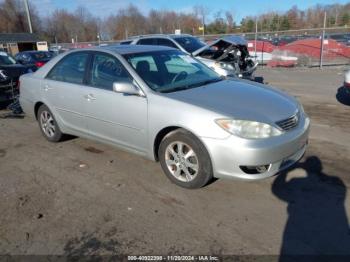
159;129;213;189
37;104;64;142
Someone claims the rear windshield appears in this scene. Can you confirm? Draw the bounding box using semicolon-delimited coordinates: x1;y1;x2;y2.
32;52;52;60
120;41;132;45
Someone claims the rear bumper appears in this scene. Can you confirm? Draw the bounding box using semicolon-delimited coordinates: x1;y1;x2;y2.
201;115;310;180
19;97;35;117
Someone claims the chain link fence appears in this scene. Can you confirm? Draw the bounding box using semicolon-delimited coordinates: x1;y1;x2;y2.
51;26;350;68
201;26;350;68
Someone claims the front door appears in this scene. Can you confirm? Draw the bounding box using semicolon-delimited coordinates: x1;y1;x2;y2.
84;52;148;153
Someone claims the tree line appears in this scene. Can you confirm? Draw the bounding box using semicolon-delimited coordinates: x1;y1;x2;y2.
0;0;350;43
240;4;350;32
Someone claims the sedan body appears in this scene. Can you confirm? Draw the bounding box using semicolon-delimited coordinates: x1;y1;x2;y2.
20;45;309;188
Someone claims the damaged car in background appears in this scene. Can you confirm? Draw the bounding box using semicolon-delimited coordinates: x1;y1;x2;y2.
124;34;258;79
0;51;35;105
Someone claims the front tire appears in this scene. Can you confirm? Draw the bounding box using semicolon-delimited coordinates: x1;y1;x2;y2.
37;104;64;142
159;129;213;189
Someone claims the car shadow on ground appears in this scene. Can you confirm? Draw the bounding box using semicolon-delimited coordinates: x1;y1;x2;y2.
272;156;350;262
336;86;350;106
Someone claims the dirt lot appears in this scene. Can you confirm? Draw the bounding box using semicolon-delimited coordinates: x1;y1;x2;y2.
0;67;350;258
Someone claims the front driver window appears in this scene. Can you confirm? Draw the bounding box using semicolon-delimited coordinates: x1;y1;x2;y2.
89;53;133;91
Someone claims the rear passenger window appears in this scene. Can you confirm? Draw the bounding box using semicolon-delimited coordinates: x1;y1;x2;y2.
156;38;177;48
89;53;133;91
137;38;155;45
47;52;88;84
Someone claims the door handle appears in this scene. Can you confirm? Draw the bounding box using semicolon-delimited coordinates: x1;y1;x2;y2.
43;84;53;91
84;94;96;101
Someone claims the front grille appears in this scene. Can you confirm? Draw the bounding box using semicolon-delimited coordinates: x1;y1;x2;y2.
276;113;299;131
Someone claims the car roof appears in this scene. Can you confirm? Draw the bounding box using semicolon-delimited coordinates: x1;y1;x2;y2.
17;50;49;54
128;34;193;40
79;45;177;55
20;50;48;53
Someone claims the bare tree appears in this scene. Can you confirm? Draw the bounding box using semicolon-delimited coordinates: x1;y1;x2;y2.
0;0;40;33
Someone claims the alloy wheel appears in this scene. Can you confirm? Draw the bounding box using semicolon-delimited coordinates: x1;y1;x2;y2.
40;110;55;138
165;141;199;182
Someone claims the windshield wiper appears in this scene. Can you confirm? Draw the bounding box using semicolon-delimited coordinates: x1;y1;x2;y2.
159;86;189;93
182;77;224;89
159;77;224;93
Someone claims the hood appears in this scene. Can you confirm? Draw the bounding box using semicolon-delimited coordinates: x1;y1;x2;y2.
163;79;299;124
192;35;248;57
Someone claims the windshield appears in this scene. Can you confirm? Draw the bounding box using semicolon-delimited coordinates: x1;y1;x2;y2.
0;52;16;65
173;36;206;53
123;50;222;93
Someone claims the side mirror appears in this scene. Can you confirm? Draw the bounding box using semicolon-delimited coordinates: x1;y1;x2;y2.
113;82;142;96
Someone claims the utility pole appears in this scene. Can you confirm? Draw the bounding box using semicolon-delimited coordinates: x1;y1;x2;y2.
23;0;33;33
320;12;327;69
125;28;128;39
202;14;205;37
254;17;258;62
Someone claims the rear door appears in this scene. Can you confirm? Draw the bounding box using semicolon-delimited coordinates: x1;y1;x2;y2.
84;52;148;152
43;52;90;134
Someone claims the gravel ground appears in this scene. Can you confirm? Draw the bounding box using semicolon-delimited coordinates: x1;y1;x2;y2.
0;67;349;258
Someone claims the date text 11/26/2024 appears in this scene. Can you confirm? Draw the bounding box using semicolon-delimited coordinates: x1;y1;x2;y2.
128;255;220;261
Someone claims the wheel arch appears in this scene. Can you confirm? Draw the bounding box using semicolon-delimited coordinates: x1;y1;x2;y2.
153;126;181;161
153;126;213;165
34;101;44;120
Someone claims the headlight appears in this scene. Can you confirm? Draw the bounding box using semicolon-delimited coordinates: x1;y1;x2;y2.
0;69;8;80
215;119;283;139
215;62;234;71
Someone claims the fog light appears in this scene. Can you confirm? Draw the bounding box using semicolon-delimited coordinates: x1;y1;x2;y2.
240;164;270;174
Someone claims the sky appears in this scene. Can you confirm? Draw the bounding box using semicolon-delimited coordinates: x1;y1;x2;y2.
31;0;350;23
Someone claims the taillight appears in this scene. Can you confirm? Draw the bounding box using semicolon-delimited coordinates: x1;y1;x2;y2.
17;80;20;92
35;61;45;67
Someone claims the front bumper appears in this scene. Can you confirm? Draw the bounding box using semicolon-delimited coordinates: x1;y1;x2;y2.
0;81;18;102
201;115;310;180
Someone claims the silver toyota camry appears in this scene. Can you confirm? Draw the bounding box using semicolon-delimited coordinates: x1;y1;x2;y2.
19;45;310;188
